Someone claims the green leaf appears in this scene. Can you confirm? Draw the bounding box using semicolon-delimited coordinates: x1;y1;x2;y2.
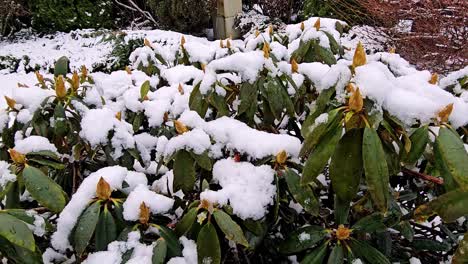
301;124;342;185
95;206;117;251
190;151;213;171
173;150;196;193
213;209;249;247
238;82;257;115
453;232;468;264
435;127;468;189
156;226;182;258
330;129;363;202
22;165;66;213
54;56;69;77
362;128;390;212
352;213;386;233
209;91;229;117
28;158;66;170
73;202;101;256
416;189;468;222
140;80;151;99
189;82;208;117
152;239;167;264
279;225;327;254
175;207;198;236
395;221;414;242
0;212;35;251
26;150;60;160
264;79;285;120
197;223;221;264
334;196;350;225
348;239;390;264
327;244;344;264
404;126;429;164
133;112;144;132
412;239;450;251
300;242;328;264
301;87;336;139
54;102;68;137
284;168;319;215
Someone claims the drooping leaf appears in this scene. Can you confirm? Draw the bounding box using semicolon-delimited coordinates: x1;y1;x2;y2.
284;168;319;215
175;207;198;236
189;82;209;117
0;212;35;251
301;124;342;185
173;150;196;193
73;202;101;256
434;127;468;189
412;239;450;251
22;165;66;213
330;129;363;202
213;209;249;247
362;128;390;212
301;87;336;138
190;151;213;171
279;225;327;254
348;239;390;264
327;244;344;264
95;206;117;251
300;242;328;264
404;126;429;164
197;223;221;264
152;239;167;264
156;226;182;258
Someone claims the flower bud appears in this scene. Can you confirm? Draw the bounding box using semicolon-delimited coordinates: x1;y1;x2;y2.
437;103;453;123
352;42;367;68
276;150;287;165
336;225;351;240
263;42;270;59
174;120;189;134
115;111;122;121
35;71;45;86
220;39;225;49
349;87;363;112
313;18;321;31
55;75;67;99
125;66;132;75
180;36;186;47
389;47;396;54
139;202;150;225
72;71;80;91
9;149;26;164
291;59;299;73
226;39;231;49
81;65;88;78
300;22;305;31
429;73;438;85
4;96;16;109
269;25;273;35
144;38;152;48
178;84;184;95
255;30;260;37
96;177;111;201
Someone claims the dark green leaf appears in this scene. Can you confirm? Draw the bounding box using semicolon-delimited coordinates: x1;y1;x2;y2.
0;212;35;251
175;207;198;236
279;225;327;254
73;202;101;255
152;239;167;264
22;165;66;213
173;150;196;193
95;206;117;251
412;239;450;251
197;223;221;264
284;168;319;215
352;213;386;233
264;79;285;120
327;244;344;264
330;129;363;202
435;127;468;188
209;91;229;117
396;221;414;242
416;189;468;222
300;242;328;264
54;56;69;77
349;239;390;264
334;196;350;225
189;82;209;117
404;126;429;164
157;226;182;258
140;80;151;99
28;158;65;170
301;87;336;139
190;151;213;171
362;128;390;212
301;124;342;185
213;209;249;247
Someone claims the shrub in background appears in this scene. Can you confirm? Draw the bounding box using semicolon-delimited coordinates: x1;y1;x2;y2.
0;0;29;37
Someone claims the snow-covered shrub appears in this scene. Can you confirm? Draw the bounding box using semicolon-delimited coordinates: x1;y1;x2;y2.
0;16;467;263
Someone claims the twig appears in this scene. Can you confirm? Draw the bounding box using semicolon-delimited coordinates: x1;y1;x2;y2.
402;168;444;185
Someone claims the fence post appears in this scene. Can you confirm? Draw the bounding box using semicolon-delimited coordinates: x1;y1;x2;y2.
214;0;242;39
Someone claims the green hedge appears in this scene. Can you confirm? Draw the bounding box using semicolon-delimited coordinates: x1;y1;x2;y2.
28;0;114;32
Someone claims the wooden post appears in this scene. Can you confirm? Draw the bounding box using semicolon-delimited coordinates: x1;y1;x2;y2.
215;0;242;39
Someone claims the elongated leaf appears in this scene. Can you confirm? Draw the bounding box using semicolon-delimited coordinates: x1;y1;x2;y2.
54;102;68;137
95;206;117;251
330;129;363;202
264;79;285;120
209;92;229;117
197;223;221;264
327;244;344;264
349;239;390;264
279;225;327;254
0;236;41;264
73;202;101;255
152;239;167;264
453;232;468;264
156;226;182;258
284;168;319;215
352;213;386;233
22;165;66;213
213;209;249;247
190;151;212;171
173;150;196;193
404;126;429;164
300;242;328;264
415;189;468;222
412;239;450;251
175;207;198;236
362;128;389;212
140;80;151;99
238;82;257;115
435;127;468;188
189;82;208;117
301;124;342;185
28;158;65;170
0;213;35;251
301;87;336;138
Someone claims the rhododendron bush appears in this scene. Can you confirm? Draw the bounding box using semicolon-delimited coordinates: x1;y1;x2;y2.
0;17;467;264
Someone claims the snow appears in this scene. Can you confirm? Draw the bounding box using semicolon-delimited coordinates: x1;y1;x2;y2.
0;161;16;188
122;184;174;221
200;158;276;220
14;136;58;154
79;108;117;147
167;237;197;264
298;232;311;242
409;257;422;264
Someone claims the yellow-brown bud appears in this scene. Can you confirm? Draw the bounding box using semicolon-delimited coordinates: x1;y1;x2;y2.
8;149;26;164
263;42;270;59
174;120;189;134
352;42;367;68
55;75;67;99
255;30;260;37
226;39;231;49
276;150;288;165
96;177;112;201
346;83;356;93
35;71;45;85
389;47;396;54
71;71;80;91
139;202;150;225
269;25;273;35
300;22;305;31
349;87;364;112
180;36;186;47
125;66;132;75
144;38;152;48
437;103;453;123
313;18;321;31
291;59;299;73
220;40;225;49
81;65;88;78
178;83;184;95
115;111;122;121
336;225;352;240
4;96;16;109
429;73;438;85
201;63;206;73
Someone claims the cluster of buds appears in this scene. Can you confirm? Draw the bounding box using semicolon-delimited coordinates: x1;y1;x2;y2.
334;225;352;241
